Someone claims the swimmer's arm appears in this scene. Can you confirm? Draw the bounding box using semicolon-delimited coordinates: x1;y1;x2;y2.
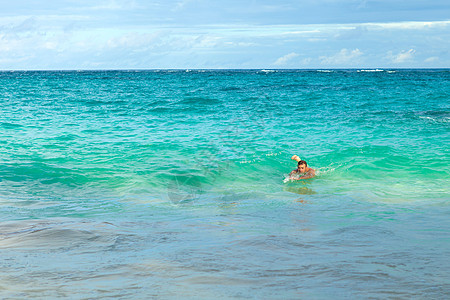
289;169;298;176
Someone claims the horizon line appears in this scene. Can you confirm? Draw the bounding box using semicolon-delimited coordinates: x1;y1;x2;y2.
1;68;449;72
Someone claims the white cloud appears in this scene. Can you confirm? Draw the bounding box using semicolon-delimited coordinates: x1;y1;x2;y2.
424;56;438;63
273;52;299;66
173;0;194;11
307;38;327;42
367;20;450;30
319;48;363;65
301;57;312;65
281;30;321;36
88;0;141;11
193;35;223;48
105;32;162;49
389;49;415;63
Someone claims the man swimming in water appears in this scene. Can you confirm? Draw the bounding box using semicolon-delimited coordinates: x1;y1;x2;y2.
289;155;316;179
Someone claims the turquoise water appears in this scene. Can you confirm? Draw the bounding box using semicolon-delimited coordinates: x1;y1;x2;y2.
0;69;449;298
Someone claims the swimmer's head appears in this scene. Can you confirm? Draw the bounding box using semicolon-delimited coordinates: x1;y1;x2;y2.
297;160;307;173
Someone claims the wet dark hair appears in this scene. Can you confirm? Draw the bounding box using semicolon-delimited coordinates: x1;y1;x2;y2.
297;160;307;167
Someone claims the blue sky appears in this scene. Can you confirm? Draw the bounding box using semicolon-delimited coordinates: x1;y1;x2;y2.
1;0;449;69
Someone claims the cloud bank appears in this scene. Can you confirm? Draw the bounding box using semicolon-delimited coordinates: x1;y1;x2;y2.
0;1;449;69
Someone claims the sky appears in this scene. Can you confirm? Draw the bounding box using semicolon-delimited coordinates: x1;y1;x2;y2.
0;0;449;69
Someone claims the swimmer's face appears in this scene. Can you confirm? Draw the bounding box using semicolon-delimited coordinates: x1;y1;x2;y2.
297;164;307;173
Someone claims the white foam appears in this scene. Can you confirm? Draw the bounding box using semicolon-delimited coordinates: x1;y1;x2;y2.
262;151;283;157
315;166;337;176
358;69;384;72
419;116;449;123
283;173;299;183
283;176;291;183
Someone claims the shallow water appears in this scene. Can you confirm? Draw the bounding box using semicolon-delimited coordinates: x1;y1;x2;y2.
0;69;449;298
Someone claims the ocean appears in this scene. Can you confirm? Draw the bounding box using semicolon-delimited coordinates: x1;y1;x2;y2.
0;69;449;298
